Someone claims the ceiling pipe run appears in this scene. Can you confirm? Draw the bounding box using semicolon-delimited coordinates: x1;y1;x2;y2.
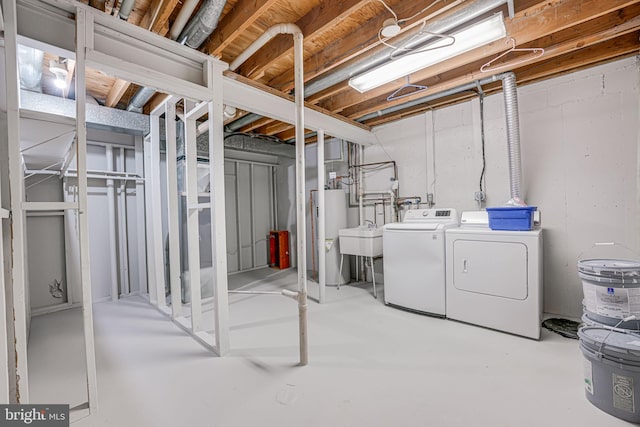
226;0;507;131
231;23;309;366
304;0;508;97
177;0;227;48
118;0;136;20
169;0;200;40
126;0;227;112
126;86;156;113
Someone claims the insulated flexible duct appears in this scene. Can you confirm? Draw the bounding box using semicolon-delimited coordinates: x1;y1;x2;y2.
501;72;523;203
177;0;227;49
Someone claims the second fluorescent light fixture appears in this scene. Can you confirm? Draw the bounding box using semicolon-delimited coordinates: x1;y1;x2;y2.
349;13;507;93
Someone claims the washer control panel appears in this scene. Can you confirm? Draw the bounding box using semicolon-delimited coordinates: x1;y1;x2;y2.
403;209;458;223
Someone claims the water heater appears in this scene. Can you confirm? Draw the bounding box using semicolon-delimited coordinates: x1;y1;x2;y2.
323;190;350;285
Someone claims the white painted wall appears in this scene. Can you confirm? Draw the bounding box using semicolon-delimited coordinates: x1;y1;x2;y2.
365;57;640;318
25;178;67;310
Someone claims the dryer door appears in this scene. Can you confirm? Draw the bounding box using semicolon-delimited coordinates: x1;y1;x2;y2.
452;240;528;300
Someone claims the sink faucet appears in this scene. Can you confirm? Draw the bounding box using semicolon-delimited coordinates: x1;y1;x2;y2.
364;219;375;229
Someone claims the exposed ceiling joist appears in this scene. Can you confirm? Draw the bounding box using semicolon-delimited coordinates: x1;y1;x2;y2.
236;0;370;79
266;0;467;91
203;0;280;57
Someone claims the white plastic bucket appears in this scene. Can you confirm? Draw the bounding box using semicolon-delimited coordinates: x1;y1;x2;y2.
578;259;640;327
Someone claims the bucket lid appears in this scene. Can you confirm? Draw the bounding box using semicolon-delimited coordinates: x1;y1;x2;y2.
578;259;640;284
578;326;640;363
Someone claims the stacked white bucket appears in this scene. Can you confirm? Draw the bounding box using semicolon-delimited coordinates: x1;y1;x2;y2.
578;253;640;423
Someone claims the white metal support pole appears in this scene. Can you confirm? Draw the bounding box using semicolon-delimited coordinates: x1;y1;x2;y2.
317;129;326;304
143;135;157;301
149;114;165;305
117;148;131;295
0;148;9;401
208;61;230;355
293;31;308;366
234;161;242;269
185;105;202;332
165;101;182;318
250;164;256;268
0;207;8;402
105;146;119;301
75;8;99;413
134;136;147;295
3;0;29;402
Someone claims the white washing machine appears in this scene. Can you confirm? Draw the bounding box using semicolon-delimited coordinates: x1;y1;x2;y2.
445;211;543;339
383;208;458;316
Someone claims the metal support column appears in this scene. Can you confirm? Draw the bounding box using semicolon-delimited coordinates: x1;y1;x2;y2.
317;129;326;304
3;0;29;402
117;147;130;295
134;136;147;295
208;62;230;355
185;104;203;332
163;99;182;318
75;8;99;414
105;146;119;301
148;114;165;306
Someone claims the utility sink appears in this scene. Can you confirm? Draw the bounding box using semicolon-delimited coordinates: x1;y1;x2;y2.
338;226;383;257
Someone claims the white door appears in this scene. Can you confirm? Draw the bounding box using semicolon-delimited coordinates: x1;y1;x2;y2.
452;240;528;300
383;228;446;315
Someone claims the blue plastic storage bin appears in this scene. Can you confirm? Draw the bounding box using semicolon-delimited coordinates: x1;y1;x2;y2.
486;206;537;231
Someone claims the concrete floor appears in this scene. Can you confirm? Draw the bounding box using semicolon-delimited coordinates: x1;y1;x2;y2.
28;268;629;426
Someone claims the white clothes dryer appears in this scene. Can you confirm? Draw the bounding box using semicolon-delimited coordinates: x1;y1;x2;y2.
445;211;543;339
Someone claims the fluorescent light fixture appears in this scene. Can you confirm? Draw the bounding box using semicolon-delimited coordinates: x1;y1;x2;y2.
349;13;507;93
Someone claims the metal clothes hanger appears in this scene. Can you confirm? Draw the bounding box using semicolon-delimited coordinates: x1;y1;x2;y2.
387;76;428;101
480;38;544;73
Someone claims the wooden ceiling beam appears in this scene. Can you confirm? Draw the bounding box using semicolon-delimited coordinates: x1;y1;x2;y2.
105;78;131;108
364;34;640;128
346;31;640;121
141;0;181;32
515;32;640;83
266;0;465;91
203;0;281;57
239;116;273;133
320;2;640;114
236;0;371;79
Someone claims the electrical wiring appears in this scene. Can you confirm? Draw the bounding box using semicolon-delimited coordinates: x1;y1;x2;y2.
376;0;453;59
477;90;487;194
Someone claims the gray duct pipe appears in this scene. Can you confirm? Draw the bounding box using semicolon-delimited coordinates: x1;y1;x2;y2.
226;0;507;131
177;0;227;49
126;0;227;111
17;45;44;93
126;86;156;113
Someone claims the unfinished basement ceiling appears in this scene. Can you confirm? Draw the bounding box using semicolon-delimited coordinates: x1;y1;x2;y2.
34;0;640;141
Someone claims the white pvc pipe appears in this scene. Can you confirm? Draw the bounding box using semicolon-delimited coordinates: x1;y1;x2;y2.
231;23;307;365
229;23;301;71
317;129;326;304
169;0;199;40
105;146;119;301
